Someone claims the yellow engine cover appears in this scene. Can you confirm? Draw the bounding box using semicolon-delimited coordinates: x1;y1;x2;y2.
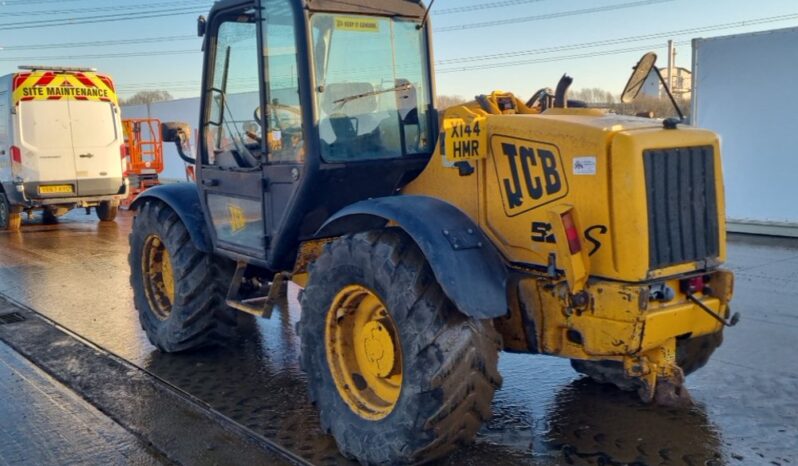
403;98;727;282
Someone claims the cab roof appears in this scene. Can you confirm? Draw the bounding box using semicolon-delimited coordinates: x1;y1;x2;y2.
207;0;426;20
304;0;426;18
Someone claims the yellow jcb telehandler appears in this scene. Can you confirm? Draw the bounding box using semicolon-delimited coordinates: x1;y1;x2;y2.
127;1;736;463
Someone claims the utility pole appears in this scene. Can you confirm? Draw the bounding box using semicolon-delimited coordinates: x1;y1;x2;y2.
667;40;675;95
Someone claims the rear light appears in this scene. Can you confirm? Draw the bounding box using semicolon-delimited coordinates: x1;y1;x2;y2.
561;211;581;255
120;144;129;158
10;146;22;164
681;276;707;294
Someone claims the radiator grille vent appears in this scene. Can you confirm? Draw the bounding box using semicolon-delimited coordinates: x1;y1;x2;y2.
644;146;720;268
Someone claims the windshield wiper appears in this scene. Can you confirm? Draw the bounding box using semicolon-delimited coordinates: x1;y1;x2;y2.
333;82;412;107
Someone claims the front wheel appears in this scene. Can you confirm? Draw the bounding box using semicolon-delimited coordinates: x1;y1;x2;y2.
298;229;502;465
96;200;118;222
129;200;244;352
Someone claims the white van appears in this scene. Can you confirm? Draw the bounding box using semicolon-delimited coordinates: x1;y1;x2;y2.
0;66;127;230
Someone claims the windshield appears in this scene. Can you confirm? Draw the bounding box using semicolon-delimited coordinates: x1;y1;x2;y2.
311;14;433;161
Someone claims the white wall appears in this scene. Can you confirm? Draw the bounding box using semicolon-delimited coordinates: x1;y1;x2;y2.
693;27;798;236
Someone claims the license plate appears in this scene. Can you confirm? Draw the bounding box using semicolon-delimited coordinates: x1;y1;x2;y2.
38;184;74;194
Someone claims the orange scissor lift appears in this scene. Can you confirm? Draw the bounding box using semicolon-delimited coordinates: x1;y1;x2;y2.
121;118;164;209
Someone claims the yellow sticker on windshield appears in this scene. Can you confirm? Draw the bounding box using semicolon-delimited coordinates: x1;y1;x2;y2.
334;16;380;33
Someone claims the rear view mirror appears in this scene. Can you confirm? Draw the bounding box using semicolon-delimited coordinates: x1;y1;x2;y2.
162;122;196;165
162;122;190;143
621;52;658;104
197;16;207;37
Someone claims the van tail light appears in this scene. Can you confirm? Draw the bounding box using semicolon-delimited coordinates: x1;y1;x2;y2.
561;211;582;255
120;144;129;174
10;146;22;164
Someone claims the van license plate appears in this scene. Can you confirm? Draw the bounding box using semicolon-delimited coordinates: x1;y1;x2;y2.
38;185;74;194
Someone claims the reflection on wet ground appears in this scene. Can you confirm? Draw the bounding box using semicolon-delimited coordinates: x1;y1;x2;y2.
0;210;796;465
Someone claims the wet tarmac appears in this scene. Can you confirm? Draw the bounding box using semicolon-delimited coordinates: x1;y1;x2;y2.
0;209;796;465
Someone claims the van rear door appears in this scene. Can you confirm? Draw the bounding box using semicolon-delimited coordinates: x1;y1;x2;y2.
17;100;79;193
68;99;123;196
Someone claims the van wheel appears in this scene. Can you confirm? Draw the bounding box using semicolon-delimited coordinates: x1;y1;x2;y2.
129;200;245;352
0;194;21;231
43;209;59;224
96;201;118;222
298;229;502;465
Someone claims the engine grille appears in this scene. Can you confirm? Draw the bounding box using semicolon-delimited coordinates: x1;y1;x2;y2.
644;146;720;269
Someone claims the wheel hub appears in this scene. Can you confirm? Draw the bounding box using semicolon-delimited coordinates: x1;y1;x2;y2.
325;285;402;420
141;235;175;319
361;320;395;378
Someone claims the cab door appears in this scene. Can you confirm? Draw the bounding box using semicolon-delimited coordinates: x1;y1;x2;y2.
199;5;269;260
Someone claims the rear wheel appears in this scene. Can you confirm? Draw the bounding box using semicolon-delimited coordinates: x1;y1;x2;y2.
129;200;243;352
0;194;21;231
298;229;502;465
96;201;118;222
676;332;723;376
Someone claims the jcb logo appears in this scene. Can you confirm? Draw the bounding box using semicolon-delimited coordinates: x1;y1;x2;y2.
492;136;568;216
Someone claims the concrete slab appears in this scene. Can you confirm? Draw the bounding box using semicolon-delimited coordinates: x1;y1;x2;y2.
0;339;165;466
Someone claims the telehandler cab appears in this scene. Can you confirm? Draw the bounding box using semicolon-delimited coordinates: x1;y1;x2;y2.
128;0;736;463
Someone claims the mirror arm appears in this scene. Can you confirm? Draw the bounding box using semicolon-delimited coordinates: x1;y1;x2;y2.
653;67;685;121
174;132;196;165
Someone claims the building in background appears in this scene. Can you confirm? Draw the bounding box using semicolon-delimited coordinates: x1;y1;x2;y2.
693;26;798;237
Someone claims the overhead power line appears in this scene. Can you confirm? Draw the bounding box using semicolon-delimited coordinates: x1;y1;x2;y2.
0;50;197;62
0;0;210;17
1;35;197;51
0;0;85;5
7;12;795;69
437;41;691;74
434;0;550;15
0;7;207;30
436;0;674;32
438;13;798;65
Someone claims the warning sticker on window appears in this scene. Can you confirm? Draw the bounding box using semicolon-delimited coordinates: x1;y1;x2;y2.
573;156;597;175
334;16;380;33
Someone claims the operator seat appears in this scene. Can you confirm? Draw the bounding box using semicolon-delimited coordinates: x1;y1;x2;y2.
319;82;379;158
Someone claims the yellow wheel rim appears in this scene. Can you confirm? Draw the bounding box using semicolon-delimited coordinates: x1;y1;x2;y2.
141;234;175;320
325;285;403;420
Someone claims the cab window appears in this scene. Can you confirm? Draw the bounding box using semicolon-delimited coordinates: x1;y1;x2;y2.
205;14;262;169
311;14;434;162
261;0;305;163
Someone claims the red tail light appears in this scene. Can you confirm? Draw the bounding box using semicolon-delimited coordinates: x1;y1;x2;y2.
120;144;129;158
561;211;582;255
10;146;22;164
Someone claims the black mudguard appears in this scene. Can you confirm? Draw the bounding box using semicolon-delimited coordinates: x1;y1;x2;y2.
317;195;509;319
129;184;212;253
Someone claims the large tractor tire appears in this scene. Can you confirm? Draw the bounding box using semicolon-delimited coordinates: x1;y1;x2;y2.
129;200;242;352
675;331;723;376
298;229;502;465
96;201;118;222
0;193;21;231
570;332;724;389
